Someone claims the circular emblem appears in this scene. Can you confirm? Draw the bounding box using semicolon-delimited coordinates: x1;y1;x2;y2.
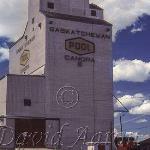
56;86;79;109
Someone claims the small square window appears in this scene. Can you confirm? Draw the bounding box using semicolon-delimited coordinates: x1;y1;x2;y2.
91;10;97;16
47;2;54;9
24;99;31;106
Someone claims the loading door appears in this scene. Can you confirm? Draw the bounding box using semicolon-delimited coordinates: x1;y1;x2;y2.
15;119;46;148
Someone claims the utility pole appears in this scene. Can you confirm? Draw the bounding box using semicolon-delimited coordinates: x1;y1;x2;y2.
120;115;123;137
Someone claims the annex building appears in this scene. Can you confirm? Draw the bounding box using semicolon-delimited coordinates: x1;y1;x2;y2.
0;0;113;149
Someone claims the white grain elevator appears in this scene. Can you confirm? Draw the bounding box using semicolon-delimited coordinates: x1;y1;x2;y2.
0;0;113;149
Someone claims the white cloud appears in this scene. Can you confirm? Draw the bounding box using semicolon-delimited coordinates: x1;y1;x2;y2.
90;0;150;40
113;59;150;82
0;0;28;41
130;100;150;115
115;93;145;108
0;48;9;62
114;112;120;118
131;27;143;33
115;93;150;115
135;119;148;123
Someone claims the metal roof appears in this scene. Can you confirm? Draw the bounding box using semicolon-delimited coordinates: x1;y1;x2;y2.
89;3;103;10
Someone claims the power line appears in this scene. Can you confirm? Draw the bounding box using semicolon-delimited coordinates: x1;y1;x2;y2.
115;115;146;126
113;95;129;112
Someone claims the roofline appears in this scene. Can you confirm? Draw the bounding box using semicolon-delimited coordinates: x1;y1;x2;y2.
7;74;45;78
89;3;103;10
9;22;28;49
139;138;150;144
0;75;7;81
43;11;112;26
10;11;112;49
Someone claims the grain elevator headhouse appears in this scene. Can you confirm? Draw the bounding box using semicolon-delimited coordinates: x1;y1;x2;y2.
0;0;113;149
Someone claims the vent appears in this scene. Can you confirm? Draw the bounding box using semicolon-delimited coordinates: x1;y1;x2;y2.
24;99;31;106
91;10;97;16
47;2;54;9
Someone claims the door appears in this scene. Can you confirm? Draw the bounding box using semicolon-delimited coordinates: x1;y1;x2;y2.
15;119;46;148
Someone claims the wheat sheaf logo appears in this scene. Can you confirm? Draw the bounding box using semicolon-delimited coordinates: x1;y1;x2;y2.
20;50;30;66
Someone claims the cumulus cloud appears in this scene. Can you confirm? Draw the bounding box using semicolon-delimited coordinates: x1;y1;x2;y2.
91;0;150;40
135;119;148;123
0;37;11;49
115;93;150;115
0;48;9;62
130;100;150;115
131;27;143;33
0;0;28;41
113;59;150;82
115;93;145;108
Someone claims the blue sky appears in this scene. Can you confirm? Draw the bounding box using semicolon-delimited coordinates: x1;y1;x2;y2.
0;37;9;76
113;14;150;141
0;0;150;142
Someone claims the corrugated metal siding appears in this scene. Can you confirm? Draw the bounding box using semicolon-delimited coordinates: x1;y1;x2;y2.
0;76;7;116
6;75;45;117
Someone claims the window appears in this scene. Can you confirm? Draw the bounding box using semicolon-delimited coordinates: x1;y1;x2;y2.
15;119;46;148
32;18;35;24
91;10;97;16
106;28;110;32
24;99;31;106
47;2;54;9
